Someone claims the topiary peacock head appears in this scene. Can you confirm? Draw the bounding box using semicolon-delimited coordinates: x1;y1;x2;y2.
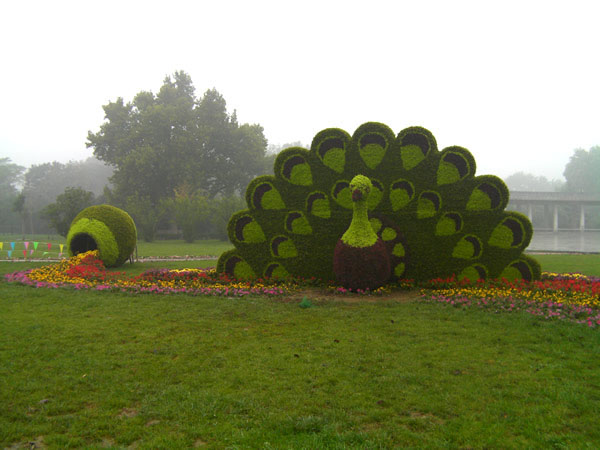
217;122;541;284
349;175;372;202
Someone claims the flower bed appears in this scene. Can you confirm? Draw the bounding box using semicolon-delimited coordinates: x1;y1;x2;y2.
4;251;600;328
418;273;600;327
4;251;291;297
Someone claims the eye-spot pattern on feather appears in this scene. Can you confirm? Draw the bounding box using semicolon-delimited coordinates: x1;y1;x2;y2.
452;235;483;259
390;179;415;211
264;262;289;278
285;211;312;235
489;217;526;248
332;181;352;209
437;150;472;185
459;264;488;282
399;132;431;170
417;191;442;218
270;236;298;258
435;212;463;236
501;260;534;281
358;133;388;169
281;155;313;186
317;136;346;173
467;182;502;210
306;192;331;218
224;254;255;279
367;179;384;210
252;182;285;210
234;215;266;243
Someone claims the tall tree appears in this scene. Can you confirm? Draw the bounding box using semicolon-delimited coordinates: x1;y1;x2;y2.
87;71;271;206
0;158;25;233
563;146;600;193
169;185;211;243
0;157;24;194
42;187;95;236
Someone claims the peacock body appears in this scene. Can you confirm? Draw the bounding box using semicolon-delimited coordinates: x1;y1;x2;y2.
333;175;391;290
217;122;540;284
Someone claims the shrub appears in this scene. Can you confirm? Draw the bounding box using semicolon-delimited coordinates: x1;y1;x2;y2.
66;205;137;267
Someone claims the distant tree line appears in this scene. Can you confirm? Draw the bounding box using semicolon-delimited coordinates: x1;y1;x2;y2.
1;157;112;235
2;71;599;239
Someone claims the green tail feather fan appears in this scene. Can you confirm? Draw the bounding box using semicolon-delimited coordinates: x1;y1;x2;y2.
217;122;541;284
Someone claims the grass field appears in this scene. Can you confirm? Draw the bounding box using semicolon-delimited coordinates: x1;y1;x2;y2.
530;253;600;277
134;239;232;258
2;284;600;448
1;252;600;447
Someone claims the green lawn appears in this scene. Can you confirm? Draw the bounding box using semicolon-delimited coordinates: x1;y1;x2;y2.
1;284;599;448
531;253;600;277
1;254;600;447
134;239;232;258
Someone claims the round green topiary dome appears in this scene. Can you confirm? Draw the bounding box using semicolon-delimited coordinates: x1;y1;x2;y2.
66;205;137;267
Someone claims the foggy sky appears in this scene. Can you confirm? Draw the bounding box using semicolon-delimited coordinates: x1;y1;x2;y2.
1;0;599;181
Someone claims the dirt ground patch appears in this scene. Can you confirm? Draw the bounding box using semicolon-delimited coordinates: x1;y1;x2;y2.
281;287;421;304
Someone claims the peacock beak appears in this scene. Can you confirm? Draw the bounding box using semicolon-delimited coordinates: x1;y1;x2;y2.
352;189;363;201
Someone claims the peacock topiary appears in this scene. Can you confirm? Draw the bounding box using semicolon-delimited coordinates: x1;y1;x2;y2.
216;122;541;286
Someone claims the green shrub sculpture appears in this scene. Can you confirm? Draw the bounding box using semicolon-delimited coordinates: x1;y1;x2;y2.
333;175;391;290
217;122;541;284
66;205;137;268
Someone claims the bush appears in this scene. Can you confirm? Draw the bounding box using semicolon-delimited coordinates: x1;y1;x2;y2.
42;187;95;237
66;205;137;267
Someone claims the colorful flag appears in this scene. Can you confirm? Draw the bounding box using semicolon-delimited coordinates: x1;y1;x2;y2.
23;250;27;258
43;252;48;256
0;242;3;251
24;241;29;250
10;242;15;250
58;252;63;258
34;242;39;250
59;244;64;253
30;249;34;255
47;242;52;250
7;250;12;258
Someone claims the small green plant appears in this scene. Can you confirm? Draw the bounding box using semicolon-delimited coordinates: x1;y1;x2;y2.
299;296;313;308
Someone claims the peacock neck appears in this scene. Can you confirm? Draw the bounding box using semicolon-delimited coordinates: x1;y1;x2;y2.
341;200;378;248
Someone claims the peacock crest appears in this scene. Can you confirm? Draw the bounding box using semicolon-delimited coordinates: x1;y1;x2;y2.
217;122;541;284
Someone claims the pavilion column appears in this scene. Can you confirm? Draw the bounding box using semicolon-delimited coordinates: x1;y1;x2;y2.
580;204;586;231
553;204;559;232
527;204;533;222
